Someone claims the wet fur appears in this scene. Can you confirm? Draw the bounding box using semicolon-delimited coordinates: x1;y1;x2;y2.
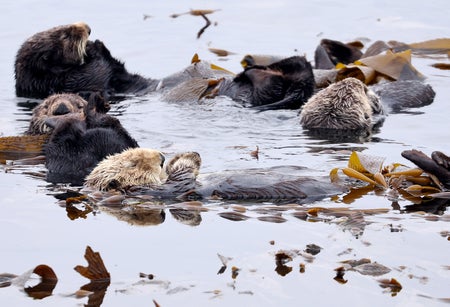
218;56;315;110
299;77;384;131
15;23;157;98
15;23;90;98
85;148;167;191
44;101;138;186
26;93;88;135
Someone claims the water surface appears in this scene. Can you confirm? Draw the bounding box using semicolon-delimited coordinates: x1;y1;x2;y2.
1;0;449;306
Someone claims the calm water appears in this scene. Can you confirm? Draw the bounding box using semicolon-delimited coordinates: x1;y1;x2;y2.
1;0;449;306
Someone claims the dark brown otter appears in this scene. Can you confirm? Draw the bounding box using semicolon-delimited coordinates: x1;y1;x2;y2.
44;97;138;186
314;38;363;69
161;55;316;110
402;150;450;189
15;22;158;98
216;56;315;110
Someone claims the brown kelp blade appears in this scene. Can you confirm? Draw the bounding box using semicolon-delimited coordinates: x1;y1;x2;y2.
74;246;110;281
357;49;424;81
0;135;48;163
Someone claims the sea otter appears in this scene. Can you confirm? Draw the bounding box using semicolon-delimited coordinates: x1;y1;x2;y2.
15;22;158;98
15;23;315;109
84;149;345;203
299;77;384;132
299;77;435;139
44;98;138;186
218;56;315;110
402;149;450;189
161;55;316;110
85;148;167;190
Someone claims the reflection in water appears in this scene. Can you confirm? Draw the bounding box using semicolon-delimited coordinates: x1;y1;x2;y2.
169;208;202;226
100;205;166;226
79;280;110;307
24;278;58;300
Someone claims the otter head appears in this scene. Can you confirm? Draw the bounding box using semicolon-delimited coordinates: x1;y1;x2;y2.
85;148;167;191
27;93;88;135
299;77;380;131
16;22;91;72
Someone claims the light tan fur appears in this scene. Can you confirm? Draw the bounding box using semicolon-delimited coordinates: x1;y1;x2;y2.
164;152;202;178
27;93;87;135
85;148;167;191
299;77;381;131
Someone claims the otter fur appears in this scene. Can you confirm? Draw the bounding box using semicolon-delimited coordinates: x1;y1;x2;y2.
15;22;90;98
96;151;345;203
26;93;88;135
44;100;138;186
217;56;315;110
85;148;167;191
299;77;384;132
15;23;158;98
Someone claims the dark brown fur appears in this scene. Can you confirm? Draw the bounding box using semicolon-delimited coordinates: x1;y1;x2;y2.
44;97;138;186
217;56;315;110
15;23;158;99
26;93;88;135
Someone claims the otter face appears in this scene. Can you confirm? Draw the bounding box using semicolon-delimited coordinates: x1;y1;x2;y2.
17;22;90;70
299;77;378;131
15;22;92;98
85;148;167;191
27;93;87;135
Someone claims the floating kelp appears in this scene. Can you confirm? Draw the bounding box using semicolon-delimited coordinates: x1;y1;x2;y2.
331;151;448;202
74;246;110;281
0;134;48;163
170;9;221;39
341;258;391;276
208;47;235;57
304;244;322;256
431;63;450;70
336;49;425;84
0;264;58;299
406;38;450;55
74;246;110;306
378;278;402;296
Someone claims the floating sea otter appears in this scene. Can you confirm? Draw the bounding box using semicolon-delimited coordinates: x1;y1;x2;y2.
15;22;158;98
402;149;450;189
44;96;138;185
15;23;315;110
298;77;435;140
84;149;345;203
26;93;98;135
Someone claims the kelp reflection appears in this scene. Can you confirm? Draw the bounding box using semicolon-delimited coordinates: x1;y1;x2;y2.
0;246;110;306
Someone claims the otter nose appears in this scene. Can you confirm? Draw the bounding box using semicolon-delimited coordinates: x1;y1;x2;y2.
53;103;71;115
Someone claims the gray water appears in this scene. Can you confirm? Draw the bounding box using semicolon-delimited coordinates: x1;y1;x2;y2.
1;0;449;306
